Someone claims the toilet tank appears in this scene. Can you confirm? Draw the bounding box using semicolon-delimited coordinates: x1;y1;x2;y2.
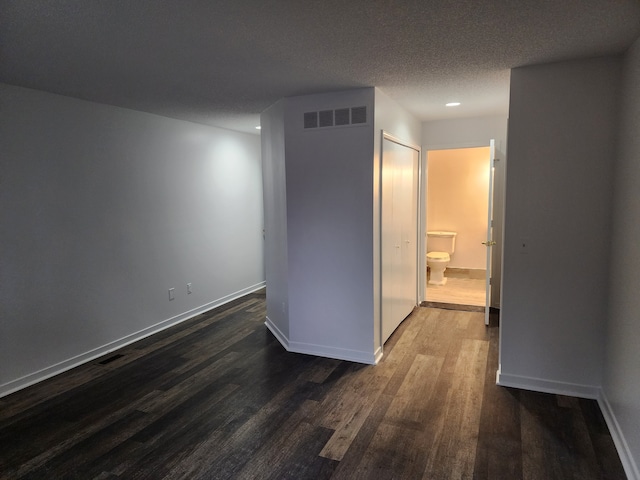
427;231;457;254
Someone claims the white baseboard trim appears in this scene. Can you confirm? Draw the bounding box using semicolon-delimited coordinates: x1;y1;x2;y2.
374;346;384;365
0;281;266;398
598;389;640;480
264;319;376;365
288;340;377;365
264;316;289;350
495;369;600;399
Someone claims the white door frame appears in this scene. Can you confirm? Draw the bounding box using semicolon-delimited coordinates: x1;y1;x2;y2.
421;141;500;309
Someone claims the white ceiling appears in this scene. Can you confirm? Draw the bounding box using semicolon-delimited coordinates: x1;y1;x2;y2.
2;1;640;133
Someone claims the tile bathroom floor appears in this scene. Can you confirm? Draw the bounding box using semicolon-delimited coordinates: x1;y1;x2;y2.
425;272;486;307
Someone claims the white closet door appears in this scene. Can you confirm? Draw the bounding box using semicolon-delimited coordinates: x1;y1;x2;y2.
381;136;418;344
400;148;418;317
381;142;402;343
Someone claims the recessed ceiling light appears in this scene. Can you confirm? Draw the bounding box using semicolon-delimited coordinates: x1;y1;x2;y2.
255;126;262;130
445;102;461;107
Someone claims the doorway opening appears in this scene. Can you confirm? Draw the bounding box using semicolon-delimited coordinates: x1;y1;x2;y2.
424;146;492;309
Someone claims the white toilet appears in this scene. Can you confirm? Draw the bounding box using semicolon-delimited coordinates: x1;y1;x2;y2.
427;231;457;286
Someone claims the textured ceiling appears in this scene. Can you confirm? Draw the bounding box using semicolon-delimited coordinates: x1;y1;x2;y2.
2;1;640;133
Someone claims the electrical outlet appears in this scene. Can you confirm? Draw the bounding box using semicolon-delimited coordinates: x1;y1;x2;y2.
187;283;192;294
168;288;175;300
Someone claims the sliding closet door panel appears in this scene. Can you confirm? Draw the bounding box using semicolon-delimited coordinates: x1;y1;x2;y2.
400;149;418;317
381;137;418;344
381;143;400;343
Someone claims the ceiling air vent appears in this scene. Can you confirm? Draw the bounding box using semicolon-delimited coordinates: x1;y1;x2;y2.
302;105;368;130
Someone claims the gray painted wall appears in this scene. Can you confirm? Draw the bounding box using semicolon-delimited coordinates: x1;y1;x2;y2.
499;57;621;394
605;37;640;479
422;116;508;308
0;84;265;395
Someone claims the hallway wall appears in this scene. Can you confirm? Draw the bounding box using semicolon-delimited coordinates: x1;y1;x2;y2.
0;84;265;395
604;36;640;479
500;56;620;394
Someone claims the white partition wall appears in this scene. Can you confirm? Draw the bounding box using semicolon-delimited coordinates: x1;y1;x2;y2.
284;89;377;363
263;88;378;363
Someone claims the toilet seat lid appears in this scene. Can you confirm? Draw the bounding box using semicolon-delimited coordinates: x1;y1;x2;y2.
427;252;449;260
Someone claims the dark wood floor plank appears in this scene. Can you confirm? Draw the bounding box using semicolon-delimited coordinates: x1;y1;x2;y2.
0;293;627;480
384;353;444;429
343;421;422;480
327;391;396;480
579;398;628;480
229;402;334;480
473;316;524;480
317;362;395;461
174;380;320;479
421;338;489;479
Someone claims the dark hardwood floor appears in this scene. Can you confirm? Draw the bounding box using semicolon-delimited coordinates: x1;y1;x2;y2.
0;290;626;479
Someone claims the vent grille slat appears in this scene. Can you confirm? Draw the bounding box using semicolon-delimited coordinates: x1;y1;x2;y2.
319;110;334;128
304;111;318;129
334;108;350;126
351;106;367;124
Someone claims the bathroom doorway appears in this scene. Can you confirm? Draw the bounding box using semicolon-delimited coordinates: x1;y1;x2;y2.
424;146;492;308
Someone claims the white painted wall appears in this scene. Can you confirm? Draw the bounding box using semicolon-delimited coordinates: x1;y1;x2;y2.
373;88;422;352
261;100;289;340
422;116;507;307
0;84;264;395
498;57;621;395
283;88;376;362
427;147;491;270
604;37;640;480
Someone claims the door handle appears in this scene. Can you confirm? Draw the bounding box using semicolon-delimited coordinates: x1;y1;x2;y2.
482;241;497;246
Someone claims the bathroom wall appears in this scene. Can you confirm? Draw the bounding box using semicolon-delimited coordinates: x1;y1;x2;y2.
427;147;491;270
0;84;265;396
